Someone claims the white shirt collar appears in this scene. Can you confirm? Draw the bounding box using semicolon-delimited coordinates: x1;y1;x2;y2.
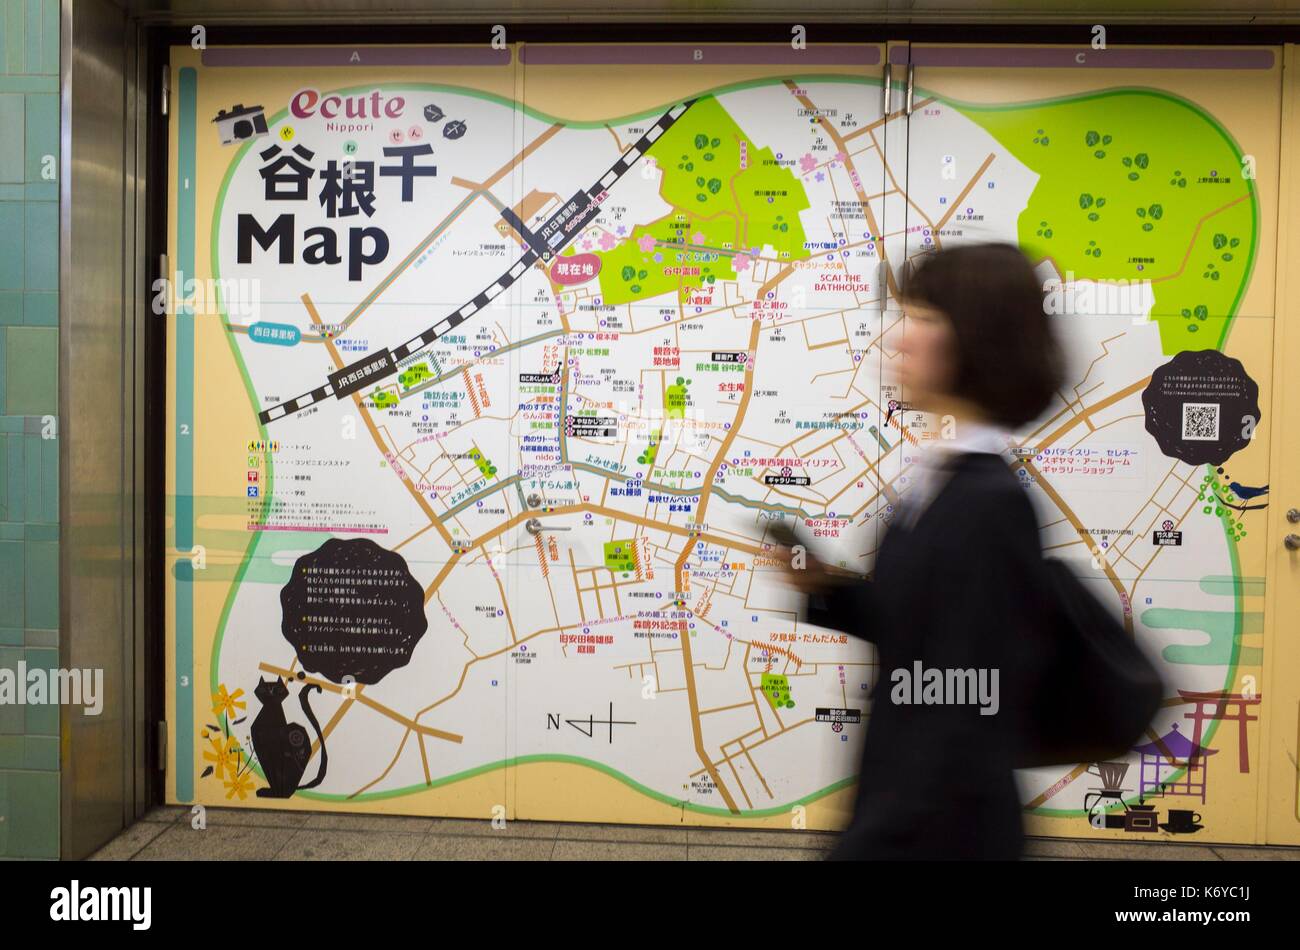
924;418;1010;461
896;418;1010;529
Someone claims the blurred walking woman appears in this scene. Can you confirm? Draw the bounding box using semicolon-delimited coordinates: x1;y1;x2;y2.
782;243;1065;860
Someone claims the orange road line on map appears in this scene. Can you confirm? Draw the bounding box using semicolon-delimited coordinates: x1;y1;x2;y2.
1024;712;1189;809
457;502;767;563
1027;377;1152;453
488;551;519;644
351;729;427;798
258;662;463;743
887;410;919;446
305;685;362;759
1010;376;1153;638
605;124;629;152
610;575;623;617
336;202;476;332
1023;763;1091;809
417;732;431;786
725;758;754;810
1016;375;1190;807
757;263;793;300
393;521;435;553
1019;457;1133;636
702;699;759;716
697;714;820;775
841;96;936;141
569;549;588;625
742;745;774;799
671;317;763;815
302;293;458;552
1150;194;1251;283
535;533;550;577
935;153;997;232
759;639;805;669
802;334;851;352
784;80;901;300
462;366;482;417
460;122;567;193
328;124;565;338
424;557;460;606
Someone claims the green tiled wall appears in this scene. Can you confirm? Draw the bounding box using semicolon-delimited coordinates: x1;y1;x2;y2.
0;0;60;860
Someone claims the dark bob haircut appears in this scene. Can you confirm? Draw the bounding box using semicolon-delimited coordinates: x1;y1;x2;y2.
898;242;1065;429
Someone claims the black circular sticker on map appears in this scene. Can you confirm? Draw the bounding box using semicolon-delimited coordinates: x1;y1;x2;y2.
1141;349;1259;466
279;538;428;685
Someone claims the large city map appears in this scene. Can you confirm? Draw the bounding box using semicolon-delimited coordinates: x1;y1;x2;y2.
167;44;1278;839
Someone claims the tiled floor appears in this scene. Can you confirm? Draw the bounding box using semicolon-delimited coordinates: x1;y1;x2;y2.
85;806;1300;861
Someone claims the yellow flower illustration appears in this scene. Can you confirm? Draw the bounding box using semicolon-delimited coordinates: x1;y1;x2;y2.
202;733;242;780
212;685;246;720
223;770;256;801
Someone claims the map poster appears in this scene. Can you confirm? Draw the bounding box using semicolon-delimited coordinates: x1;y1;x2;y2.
167;42;1278;840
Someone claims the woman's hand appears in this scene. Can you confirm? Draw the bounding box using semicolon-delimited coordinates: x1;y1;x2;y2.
769;534;834;596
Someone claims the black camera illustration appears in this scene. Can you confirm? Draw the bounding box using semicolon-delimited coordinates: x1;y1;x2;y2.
213;104;269;146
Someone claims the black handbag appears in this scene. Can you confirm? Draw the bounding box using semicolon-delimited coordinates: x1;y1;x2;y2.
1014;557;1164;769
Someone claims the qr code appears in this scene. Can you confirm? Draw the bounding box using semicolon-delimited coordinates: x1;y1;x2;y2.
1181;402;1219;441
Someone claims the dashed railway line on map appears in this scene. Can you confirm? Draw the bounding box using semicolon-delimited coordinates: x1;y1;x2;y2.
258;99;696;426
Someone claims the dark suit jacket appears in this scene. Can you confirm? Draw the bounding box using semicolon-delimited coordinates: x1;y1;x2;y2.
805;451;1043;860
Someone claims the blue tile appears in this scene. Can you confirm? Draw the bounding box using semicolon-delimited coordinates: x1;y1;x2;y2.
3;432;22;521
24;520;53;540
23;538;55;629
23;646;58;736
25;1;41;75
0;202;23;291
23;290;53;325
23;92;54;183
0;290;19;324
21;645;53;671
24;626;55;646
0;769;61;858
24;735;57;769
23;200;55;290
23;432;39;519
4;1;25;76
40;429;53;520
0;94;24;184
0;76;56;94
0;647;22;735
24;701;57;737
24;432;51;522
4;326;56;414
40;0;57;77
0;540;22;627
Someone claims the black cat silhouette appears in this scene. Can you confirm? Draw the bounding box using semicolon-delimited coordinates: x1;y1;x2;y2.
250;677;328;798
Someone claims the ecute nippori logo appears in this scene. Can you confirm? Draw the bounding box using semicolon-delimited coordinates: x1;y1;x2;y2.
289;88;407;120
